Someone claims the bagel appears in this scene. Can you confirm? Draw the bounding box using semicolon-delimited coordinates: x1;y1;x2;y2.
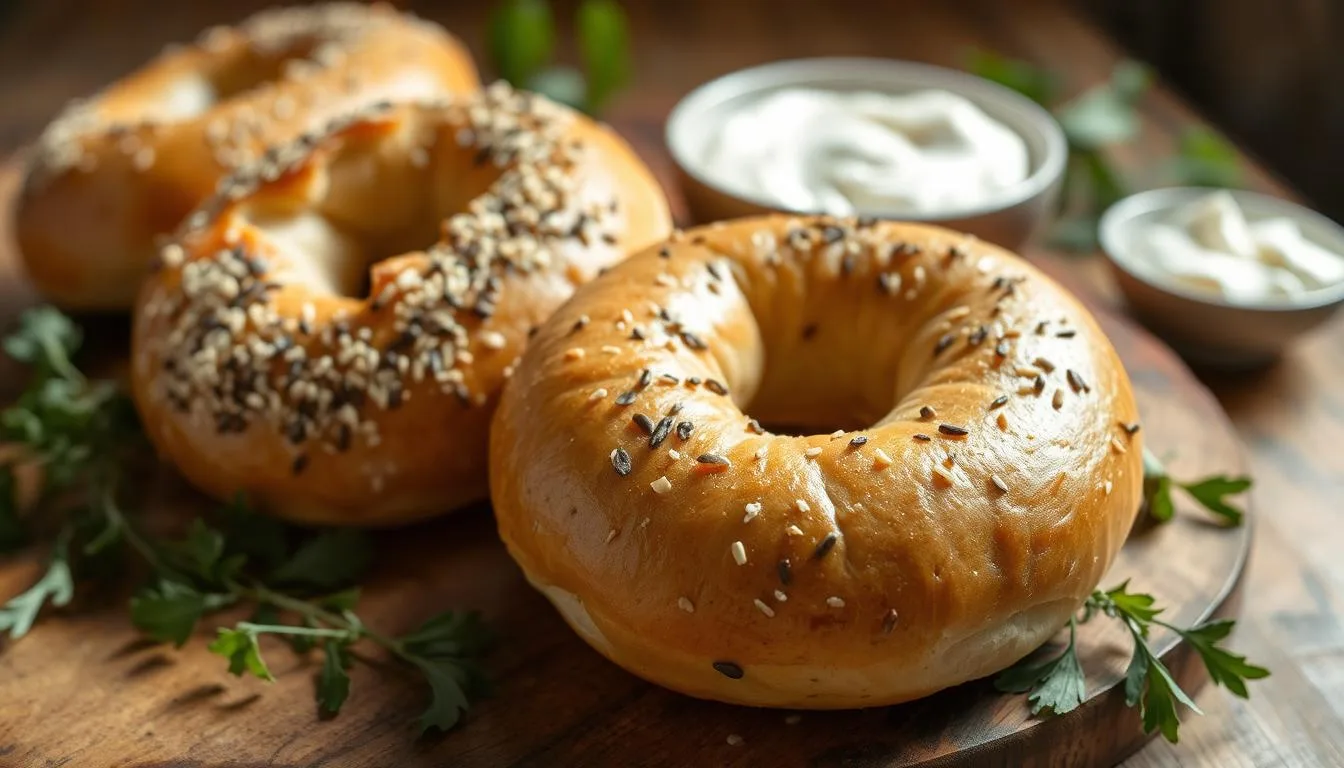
490;216;1144;708
18;3;479;310
130;84;673;526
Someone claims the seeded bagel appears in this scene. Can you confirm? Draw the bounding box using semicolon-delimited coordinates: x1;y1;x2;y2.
490;216;1144;708
131;85;672;525
18;3;479;310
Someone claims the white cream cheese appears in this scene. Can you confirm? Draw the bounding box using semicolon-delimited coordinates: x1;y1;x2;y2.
1137;191;1344;302
701;88;1030;216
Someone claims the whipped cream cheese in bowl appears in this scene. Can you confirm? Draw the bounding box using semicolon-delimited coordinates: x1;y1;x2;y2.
667;58;1067;248
1101;188;1344;367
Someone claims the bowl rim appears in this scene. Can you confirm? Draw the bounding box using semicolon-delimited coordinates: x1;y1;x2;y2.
664;56;1068;221
1098;186;1344;313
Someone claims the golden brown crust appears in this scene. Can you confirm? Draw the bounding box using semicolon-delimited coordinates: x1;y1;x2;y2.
17;3;479;310
490;216;1143;708
130;87;673;526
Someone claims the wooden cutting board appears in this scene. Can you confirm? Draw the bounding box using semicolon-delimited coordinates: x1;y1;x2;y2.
0;160;1251;767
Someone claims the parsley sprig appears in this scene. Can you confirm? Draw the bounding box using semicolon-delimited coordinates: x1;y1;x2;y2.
996;581;1269;743
1143;447;1251;525
0;307;490;733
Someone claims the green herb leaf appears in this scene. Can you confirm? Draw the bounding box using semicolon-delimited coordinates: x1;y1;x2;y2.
1143;450;1176;523
994;619;1086;715
576;0;631;113
208;627;275;682
401;610;493;659
0;538;73;638
526;66;587;111
965;49;1058;106
268;529;372;592
131;580;207;647
1103;582;1163;630
2;306;82;376
1056;62;1150;151
1176;619;1270;698
0;465;27;552
1170;127;1242;188
220;493;289;572
488;0;555;88
1133;639;1200;743
318;639;353;715
414;657;477;734
1179;475;1251;526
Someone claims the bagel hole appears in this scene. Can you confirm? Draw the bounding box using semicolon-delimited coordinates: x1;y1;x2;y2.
245;123;503;300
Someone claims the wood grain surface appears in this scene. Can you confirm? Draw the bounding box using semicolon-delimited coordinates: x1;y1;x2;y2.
0;1;1339;766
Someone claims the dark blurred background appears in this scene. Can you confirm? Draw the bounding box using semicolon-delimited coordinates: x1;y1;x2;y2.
0;0;1339;218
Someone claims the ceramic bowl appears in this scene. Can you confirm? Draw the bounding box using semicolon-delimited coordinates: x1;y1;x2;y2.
665;57;1068;249
1099;187;1344;368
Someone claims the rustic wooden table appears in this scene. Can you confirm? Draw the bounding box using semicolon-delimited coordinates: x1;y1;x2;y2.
1;1;1341;766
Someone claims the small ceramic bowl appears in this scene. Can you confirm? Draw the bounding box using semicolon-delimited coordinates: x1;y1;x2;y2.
665;57;1068;249
1099;187;1344;368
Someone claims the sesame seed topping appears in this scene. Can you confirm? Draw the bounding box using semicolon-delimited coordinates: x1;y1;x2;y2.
743;502;762;522
1067;369;1090;393
1110;436;1128;454
997;412;1009;431
813;532;838;559
615;391;637;406
934;332;957;356
873;448;894;467
680;331;707;350
1033;357;1056;373
649;416;674;448
829;429;845;439
697;453;731;469
826;596;846;608
637;368;653;389
731;540;748;566
727;734;744;747
1104;480;1113;495
938;423;969;437
778;559;793;584
605;529;618;544
589;388;608;401
1056;329;1077;338
611;448;632;476
774;589;788;602
786;524;805;536
565;348;586;361
796;498;811;513
968;325;988;346
668;449;682;460
919;405;937;420
755;446;768;460
650;476;672;494
913;433;932;442
932;463;958;486
675;421;694;440
712;661;744;679
849;435;868;447
989;395;1009;410
1124;422;1142;434
601;345;622;355
805;446;823;458
480;330;507;350
1052;389;1065;410
632;413;654;434
754;599;776;618
678;597;695;613
994;339;1011;357
704;378;729;396
881;609;901;634
992;474;1009;492
571;315;590;333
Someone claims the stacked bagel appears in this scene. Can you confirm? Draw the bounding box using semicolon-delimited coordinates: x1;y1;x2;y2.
16;4;1143;712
